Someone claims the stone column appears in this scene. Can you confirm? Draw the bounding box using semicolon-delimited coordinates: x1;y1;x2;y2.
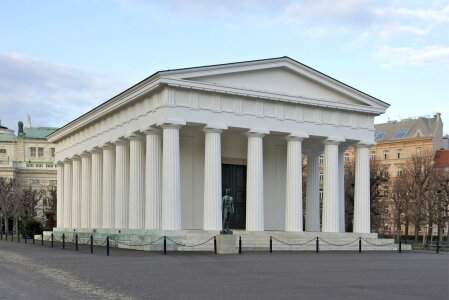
144;129;162;230
80;152;91;228
160;122;184;230
71;156;82;228
203;125;226;231
91;148;103;228
56;162;64;228
338;148;346;232
305;152;320;232
102;144;115;229
246;129;268;231
128;133;145;230
285;133;308;232
322;138;344;232
354;143;371;233
114;138;129;229
63;160;72;228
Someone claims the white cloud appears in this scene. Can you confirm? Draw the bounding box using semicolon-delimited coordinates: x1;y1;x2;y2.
373;45;449;68
0;53;129;130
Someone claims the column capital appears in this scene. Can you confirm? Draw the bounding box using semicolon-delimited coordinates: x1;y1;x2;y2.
246;128;269;137
72;154;81;161
355;140;375;148
127;132;145;141
323;136;345;145
157;118;186;129
204;123;227;134
80;151;91;158
101;142;115;150
63;158;72;164
287;132;309;141
142;127;162;135
55;161;64;167
91;147;103;154
112;137;129;146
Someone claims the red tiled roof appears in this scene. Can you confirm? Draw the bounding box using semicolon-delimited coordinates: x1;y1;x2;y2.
435;150;449;168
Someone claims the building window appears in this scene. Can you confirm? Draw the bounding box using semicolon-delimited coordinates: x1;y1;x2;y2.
30;147;36;157
383;187;389;197
35;164;43;167
383;150;389;160
51;148;55;157
46;164;53;168
416;147;423;157
382;169;389;178
31;179;40;184
319;171;324;181
319;154;324;164
397;168;402;177
38;147;44;157
0;149;6;154
371;151;376;160
49;180;57;185
319;188;323;200
384;224;390;231
397;149;402;159
344;152;349;162
26;163;34;167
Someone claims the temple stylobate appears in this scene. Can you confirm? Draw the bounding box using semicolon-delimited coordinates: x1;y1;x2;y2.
48;57;389;239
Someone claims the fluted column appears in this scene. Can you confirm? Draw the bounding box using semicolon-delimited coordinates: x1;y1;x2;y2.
128;133;145;229
102;144;115;229
203;125;226;231
285;133;308;232
246;129;268;231
305;152;320;232
63;160;72;228
71;156;82;228
354;143;371;233
80;152;91;228
338;148;346;232
161;122;183;230
144;129;162;230
322;138;343;232
91;148;103;228
56;162;64;228
114;139;129;229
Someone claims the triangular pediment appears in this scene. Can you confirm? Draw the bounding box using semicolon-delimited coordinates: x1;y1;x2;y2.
161;57;389;111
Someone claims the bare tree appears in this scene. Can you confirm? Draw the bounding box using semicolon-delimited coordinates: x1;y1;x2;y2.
0;177;17;234
390;175;409;242
402;151;434;243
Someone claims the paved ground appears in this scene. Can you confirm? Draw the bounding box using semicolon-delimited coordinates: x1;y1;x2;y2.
0;239;448;300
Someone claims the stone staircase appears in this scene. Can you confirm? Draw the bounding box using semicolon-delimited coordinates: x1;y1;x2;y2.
46;229;411;252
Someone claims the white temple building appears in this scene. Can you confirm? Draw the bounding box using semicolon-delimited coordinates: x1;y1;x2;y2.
48;57;391;247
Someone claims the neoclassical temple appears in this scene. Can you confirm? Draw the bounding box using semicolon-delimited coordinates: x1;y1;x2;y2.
48;57;389;235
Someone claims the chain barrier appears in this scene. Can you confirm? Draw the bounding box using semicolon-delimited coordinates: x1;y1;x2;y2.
109;236;165;247
318;238;360;247
165;236;215;248
271;236;317;246
361;238;395;247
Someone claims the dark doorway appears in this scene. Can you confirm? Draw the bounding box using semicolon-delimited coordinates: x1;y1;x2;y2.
222;164;246;229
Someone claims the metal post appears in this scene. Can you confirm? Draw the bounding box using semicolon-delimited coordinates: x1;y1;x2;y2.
316;237;319;253
41;233;44;246
51;233;54;247
436;240;439;254
269;236;272;253
17;224;20;243
25;231;27;244
399;240;402;253
0;229;2;240
32;233;35;245
214;236;217;254
5;231;7;241
62;234;65;249
359;237;362;253
75;234;78;251
239;236;242;254
163;236;167;255
90;235;93;254
107;237;110;256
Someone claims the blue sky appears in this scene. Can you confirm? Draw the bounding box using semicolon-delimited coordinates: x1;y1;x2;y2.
0;0;448;134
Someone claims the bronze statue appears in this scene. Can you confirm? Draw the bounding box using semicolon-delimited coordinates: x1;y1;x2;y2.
221;188;234;234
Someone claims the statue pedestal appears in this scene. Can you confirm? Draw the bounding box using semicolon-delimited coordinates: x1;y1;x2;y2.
216;234;237;254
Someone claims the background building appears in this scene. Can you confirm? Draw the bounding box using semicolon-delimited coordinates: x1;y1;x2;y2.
0;116;58;230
